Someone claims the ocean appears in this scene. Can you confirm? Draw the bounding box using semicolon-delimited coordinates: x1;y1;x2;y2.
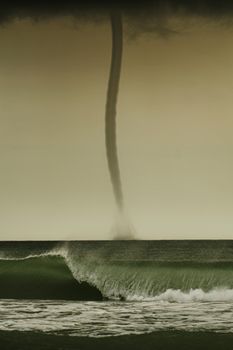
1;240;233;349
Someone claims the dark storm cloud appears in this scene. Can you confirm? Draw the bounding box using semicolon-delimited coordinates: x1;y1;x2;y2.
1;1;233;27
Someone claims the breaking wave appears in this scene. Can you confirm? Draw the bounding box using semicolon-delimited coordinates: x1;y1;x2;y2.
1;241;233;302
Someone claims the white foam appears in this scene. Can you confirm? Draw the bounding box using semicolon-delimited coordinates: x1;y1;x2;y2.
0;246;66;261
127;287;233;302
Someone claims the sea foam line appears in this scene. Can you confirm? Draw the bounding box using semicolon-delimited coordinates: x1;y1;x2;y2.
126;287;233;303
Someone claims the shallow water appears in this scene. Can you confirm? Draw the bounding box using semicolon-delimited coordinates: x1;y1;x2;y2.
1;298;233;337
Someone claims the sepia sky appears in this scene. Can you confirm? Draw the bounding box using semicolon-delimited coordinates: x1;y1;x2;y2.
0;15;233;239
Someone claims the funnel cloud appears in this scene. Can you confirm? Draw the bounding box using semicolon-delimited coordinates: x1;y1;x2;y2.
0;0;233;239
1;2;233;31
105;13;135;239
105;13;123;212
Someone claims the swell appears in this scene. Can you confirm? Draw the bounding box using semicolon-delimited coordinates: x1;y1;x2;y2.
64;242;233;301
66;259;233;300
0;256;102;300
2;241;233;302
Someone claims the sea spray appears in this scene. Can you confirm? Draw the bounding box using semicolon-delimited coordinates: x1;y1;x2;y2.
63;242;233;300
2;241;233;302
111;210;136;239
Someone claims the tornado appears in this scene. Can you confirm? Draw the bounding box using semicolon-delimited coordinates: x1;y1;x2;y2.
105;12;124;213
105;13;135;239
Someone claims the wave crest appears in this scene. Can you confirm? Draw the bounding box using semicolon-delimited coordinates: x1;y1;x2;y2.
62;242;233;301
2;241;233;303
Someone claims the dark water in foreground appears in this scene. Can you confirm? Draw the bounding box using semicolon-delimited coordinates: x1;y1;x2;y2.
1;241;233;348
1;331;233;350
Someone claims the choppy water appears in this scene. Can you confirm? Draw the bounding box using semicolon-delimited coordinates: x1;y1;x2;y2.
1;298;233;337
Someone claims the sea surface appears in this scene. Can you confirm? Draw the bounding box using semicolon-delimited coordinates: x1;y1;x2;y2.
1;240;233;348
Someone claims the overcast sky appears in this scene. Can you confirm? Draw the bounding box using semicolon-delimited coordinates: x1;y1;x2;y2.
0;16;233;239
